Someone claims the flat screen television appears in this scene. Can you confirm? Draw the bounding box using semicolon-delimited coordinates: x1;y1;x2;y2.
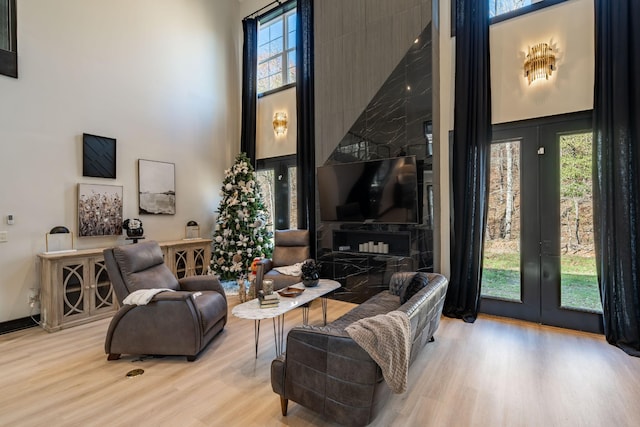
317;156;419;224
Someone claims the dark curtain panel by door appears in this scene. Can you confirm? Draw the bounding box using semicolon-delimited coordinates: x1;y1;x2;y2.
296;0;316;258
444;0;492;322
240;18;258;168
593;0;640;357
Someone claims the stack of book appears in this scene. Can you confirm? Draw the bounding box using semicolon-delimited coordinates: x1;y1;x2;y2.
258;290;279;308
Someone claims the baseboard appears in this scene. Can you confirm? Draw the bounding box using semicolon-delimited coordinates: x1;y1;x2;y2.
0;315;41;335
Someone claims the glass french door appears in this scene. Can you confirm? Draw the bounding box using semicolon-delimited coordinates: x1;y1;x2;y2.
256;155;297;231
481;113;603;333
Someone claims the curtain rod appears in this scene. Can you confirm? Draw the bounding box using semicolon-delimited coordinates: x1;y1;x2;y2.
243;0;282;21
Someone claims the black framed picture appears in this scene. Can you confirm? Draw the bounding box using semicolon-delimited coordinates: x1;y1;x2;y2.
83;133;116;178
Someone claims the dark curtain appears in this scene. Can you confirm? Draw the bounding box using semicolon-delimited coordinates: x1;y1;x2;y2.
593;0;640;356
296;0;316;258
443;0;492;322
240;18;258;168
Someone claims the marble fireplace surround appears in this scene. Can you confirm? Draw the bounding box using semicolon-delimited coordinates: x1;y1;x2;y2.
318;23;434;304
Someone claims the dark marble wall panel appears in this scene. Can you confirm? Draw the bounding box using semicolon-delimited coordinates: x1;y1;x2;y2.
315;1;433;304
329;24;432;162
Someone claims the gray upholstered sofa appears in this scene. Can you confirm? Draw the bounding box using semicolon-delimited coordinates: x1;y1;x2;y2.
271;272;448;426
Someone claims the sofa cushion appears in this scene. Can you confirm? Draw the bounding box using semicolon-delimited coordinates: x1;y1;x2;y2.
275;229;309;246
272;246;309;267
400;272;429;304
330;291;400;331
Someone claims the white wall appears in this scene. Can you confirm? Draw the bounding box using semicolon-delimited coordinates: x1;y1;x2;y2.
256;87;297;158
436;0;594;277
0;0;239;323
490;0;594;123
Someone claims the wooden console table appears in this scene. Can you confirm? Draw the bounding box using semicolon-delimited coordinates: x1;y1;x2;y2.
38;239;212;332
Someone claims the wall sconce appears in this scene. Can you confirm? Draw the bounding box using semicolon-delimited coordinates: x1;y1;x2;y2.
524;42;556;85
273;112;288;136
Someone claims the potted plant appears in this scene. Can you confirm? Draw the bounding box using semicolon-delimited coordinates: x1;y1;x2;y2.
301;259;320;287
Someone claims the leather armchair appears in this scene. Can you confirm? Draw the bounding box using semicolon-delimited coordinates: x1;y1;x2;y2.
103;240;227;361
255;229;310;291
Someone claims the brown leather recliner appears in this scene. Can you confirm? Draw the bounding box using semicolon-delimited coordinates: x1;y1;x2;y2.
103;240;227;361
255;229;310;291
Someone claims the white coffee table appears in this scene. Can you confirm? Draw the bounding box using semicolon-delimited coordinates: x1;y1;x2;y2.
231;279;341;358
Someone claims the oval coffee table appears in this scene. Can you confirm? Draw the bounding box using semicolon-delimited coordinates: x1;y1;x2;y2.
232;279;341;358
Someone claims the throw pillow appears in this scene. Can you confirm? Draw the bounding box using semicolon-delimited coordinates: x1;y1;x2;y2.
400;272;429;304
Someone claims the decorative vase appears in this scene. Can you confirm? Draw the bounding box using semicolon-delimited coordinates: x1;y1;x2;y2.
302;273;319;287
238;278;246;302
247;278;256;300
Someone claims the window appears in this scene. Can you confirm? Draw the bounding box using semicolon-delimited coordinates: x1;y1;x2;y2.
0;0;17;78
489;0;567;21
256;155;298;230
490;0;533;18
452;0;568;36
257;8;296;94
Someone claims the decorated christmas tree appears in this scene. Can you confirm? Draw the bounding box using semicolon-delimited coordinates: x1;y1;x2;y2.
211;152;273;280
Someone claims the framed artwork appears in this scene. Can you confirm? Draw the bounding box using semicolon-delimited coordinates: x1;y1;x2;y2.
78;184;123;237
83;133;116;178
138;159;176;215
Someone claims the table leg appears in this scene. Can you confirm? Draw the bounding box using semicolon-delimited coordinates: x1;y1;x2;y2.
322;297;328;325
302;304;309;325
272;315;285;356
254;320;261;358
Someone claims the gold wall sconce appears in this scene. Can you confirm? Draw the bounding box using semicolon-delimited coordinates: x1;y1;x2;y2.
524;42;556;85
273;112;288;136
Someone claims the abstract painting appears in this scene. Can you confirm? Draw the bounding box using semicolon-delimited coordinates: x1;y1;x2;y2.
78;184;123;237
138;159;176;215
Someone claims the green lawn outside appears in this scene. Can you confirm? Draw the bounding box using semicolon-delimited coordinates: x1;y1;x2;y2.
481;252;602;312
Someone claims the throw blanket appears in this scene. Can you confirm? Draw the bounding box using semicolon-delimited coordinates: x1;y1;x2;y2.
345;310;411;393
273;262;303;276
123;289;175;305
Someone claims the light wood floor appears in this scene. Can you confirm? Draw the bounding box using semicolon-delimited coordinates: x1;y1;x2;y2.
1;296;639;427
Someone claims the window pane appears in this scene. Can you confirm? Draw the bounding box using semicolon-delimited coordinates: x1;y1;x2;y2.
288;67;296;85
269;74;282;89
269;20;283;40
489;0;533;18
288;166;298;230
257;62;269;80
482;141;522;301
559;132;601;312
287;51;296;84
269;38;283;56
257;10;297;94
0;0;9;51
288;30;297;50
267;56;282;75
258;27;269;46
287;13;297;49
287;13;296;32
257;43;270;63
256;170;276;234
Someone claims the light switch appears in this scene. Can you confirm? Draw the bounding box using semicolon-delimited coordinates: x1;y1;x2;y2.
0;231;7;242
